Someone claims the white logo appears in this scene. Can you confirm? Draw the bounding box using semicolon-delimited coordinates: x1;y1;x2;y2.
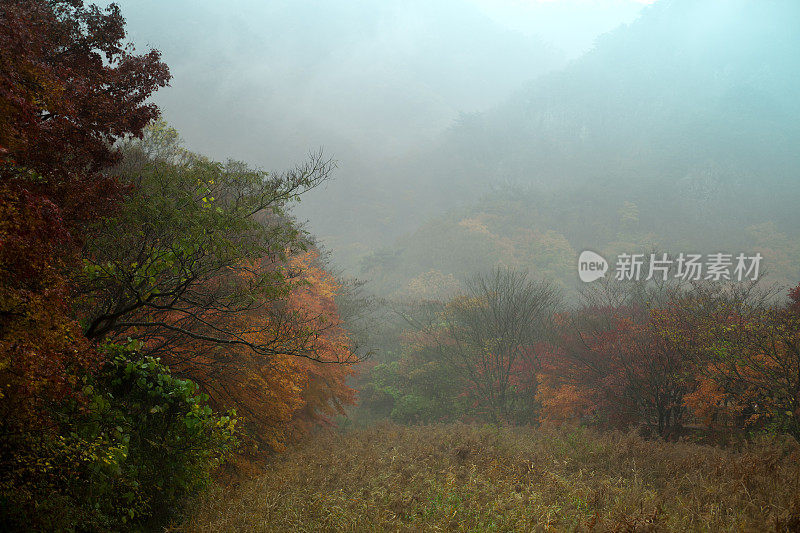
578;251;763;283
578;251;608;283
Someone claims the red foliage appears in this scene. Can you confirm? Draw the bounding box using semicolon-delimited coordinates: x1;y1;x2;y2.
0;0;169;428
788;284;800;312
1;1;169;200
537;305;690;437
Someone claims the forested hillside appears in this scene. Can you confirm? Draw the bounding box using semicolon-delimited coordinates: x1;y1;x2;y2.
310;0;800;289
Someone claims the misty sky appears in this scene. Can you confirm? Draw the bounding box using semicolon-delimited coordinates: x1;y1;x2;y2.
111;0;653;169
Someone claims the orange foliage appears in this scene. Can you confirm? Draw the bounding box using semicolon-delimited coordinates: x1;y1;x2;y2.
146;250;356;452
536;382;595;423
287;252;356;438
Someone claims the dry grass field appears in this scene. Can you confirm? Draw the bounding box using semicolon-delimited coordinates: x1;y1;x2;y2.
187;424;800;532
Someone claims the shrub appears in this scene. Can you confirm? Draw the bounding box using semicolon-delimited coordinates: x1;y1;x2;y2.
0;342;237;531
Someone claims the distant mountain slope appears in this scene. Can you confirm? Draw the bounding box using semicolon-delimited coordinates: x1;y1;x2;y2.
116;0;562;167
358;185;799;297
412;0;800;207
319;0;800;285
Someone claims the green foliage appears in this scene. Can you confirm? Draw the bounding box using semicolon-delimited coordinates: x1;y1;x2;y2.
0;342;237;531
391;394;435;424
358;349;468;425
78;122;336;368
81;123;307;339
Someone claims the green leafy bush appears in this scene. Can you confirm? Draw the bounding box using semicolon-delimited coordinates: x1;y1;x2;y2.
0;342;237;531
358;353;467;425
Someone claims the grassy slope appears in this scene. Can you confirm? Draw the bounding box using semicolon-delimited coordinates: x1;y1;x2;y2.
188;424;800;532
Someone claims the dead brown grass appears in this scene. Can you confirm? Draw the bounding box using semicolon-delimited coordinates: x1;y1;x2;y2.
186;423;800;532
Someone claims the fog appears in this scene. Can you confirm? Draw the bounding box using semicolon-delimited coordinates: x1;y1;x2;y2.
111;0;799;296
114;0;647;163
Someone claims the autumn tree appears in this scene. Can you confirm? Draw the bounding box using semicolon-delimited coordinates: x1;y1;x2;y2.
0;2;237;528
538;278;693;438
432;268;561;423
79;124;340;357
0;0;169;441
78;124;358;450
286;252;357;438
659;282;800;440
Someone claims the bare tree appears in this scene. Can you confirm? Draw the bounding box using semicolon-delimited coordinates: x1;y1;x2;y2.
435;267;562;423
